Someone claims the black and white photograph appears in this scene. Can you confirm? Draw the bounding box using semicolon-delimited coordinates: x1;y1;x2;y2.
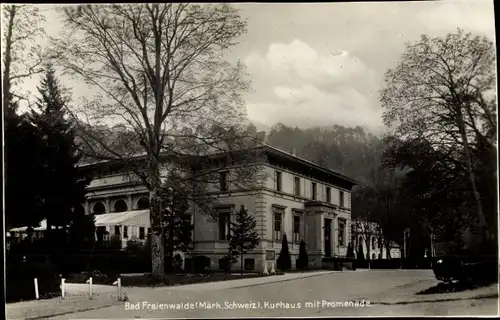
2;1;498;318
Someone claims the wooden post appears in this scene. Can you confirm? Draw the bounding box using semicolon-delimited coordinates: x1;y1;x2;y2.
34;278;39;299
86;277;93;299
61;278;65;299
113;277;122;301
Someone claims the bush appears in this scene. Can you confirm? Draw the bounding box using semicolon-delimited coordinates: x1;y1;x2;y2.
6;260;61;302
296;240;309;270
109;235;123;250
346;242;355;258
193;256;211;273
357;243;365;261
173;253;183;271
322;257;348;270
219;255;235;272
126;238;148;255
277;234;291;271
165;253;184;273
184;258;194;272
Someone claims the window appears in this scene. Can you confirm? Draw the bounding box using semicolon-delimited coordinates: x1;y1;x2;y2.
123;226;128;238
114;200;128;213
275;171;282;191
139;227;145;240
218;211;231;240
273;211;282;240
114;225;121;235
339;191;345;207
137;197;149;210
92;202;106;214
293;215;301;243
294;177;301;196
326;187;331;203
219;171;228;192
311;182;317;200
338;219;345;246
371;237;376;250
244;258;255;271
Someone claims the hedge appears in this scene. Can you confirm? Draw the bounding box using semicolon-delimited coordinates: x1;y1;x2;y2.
6;260;61;302
8;252;151;276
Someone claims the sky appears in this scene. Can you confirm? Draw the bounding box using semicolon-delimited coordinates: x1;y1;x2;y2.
9;1;497;135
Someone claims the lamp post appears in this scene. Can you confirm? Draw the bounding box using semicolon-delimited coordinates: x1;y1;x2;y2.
402;228;410;269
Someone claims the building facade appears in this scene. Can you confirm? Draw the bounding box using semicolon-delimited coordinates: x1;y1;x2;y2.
351;219;401;260
77;145;357;272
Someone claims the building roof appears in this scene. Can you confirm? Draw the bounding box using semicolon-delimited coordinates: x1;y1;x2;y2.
78;141;357;187
261;144;356;185
94;210;149;226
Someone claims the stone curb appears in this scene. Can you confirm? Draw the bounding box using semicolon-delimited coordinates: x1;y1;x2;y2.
225;271;342;290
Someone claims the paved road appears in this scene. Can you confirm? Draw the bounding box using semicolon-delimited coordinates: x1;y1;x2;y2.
9;270;499;319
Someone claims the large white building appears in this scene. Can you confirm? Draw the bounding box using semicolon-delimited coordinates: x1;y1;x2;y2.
76;144;357;272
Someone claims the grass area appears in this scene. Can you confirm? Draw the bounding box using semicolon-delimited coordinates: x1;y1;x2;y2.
121;271;285;287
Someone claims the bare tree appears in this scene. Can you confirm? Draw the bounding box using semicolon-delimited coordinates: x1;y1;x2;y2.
2;5;50;111
54;4;258;279
380;29;496;243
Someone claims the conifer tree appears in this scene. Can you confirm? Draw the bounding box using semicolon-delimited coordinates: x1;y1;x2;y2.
30;64;88;245
277;233;292;271
5;99;45;231
228;206;260;275
296;240;309;270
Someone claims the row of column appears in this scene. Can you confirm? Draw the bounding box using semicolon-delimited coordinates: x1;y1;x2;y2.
85;194;148;215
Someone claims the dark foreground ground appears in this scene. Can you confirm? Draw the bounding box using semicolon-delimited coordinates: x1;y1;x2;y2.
7;270;498;319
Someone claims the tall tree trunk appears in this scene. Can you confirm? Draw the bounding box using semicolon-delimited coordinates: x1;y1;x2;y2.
46;219;52;253
2;6;15;112
149;162;165;280
167;217;174;273
455;107;490;243
3;6;15;197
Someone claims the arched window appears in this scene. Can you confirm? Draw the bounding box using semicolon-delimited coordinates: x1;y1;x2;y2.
371;237;376;250
92;202;106;214
74;204;86;215
136;197;150;210
114;199;128;213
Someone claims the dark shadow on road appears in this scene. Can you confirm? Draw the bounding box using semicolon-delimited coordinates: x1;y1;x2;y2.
416;280;498;295
376;294;498;306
